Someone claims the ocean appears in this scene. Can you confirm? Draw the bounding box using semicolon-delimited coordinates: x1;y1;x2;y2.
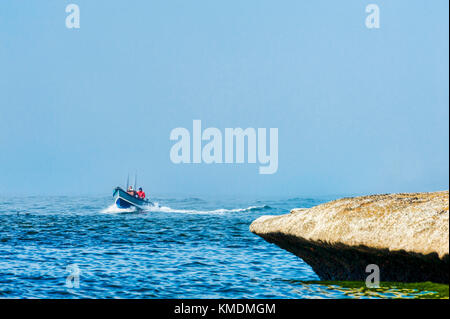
0;195;446;299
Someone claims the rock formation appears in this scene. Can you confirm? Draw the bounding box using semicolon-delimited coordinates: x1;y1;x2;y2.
250;191;449;283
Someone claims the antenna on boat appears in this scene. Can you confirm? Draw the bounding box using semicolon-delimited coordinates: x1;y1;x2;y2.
126;173;129;190
134;172;137;190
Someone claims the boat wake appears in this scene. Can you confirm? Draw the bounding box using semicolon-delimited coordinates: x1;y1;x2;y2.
143;203;270;215
101;200;270;215
101;204;137;214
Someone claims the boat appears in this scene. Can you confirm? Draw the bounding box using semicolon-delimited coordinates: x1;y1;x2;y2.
113;186;152;210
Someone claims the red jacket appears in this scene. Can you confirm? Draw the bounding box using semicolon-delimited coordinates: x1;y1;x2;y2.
137;191;146;199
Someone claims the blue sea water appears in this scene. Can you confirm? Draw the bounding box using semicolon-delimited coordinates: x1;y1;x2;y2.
0;195;444;299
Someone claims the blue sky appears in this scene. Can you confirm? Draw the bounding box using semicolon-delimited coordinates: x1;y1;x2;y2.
0;0;448;196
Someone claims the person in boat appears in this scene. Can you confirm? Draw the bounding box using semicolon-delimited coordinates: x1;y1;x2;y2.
137;187;146;199
127;186;136;196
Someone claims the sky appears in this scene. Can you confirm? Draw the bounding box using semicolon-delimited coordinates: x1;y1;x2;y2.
0;0;448;197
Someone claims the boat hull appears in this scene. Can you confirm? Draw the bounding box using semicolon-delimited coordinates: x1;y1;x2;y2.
113;187;151;210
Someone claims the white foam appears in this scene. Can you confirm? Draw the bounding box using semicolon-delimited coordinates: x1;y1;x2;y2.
101;204;137;214
144;203;267;215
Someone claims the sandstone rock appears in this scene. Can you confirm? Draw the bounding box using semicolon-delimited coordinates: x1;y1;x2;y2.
250;191;449;283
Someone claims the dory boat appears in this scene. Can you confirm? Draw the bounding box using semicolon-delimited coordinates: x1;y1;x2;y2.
113;187;152;210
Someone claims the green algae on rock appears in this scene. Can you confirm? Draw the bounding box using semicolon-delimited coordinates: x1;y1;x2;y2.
294;281;449;299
